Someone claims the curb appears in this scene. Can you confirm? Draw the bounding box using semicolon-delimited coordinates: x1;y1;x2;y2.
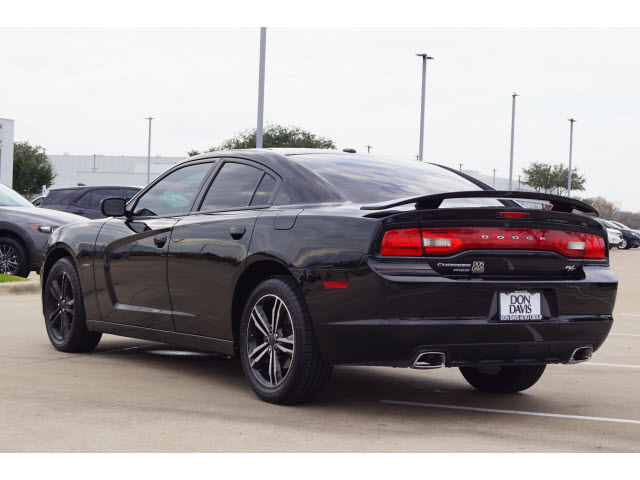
0;279;41;296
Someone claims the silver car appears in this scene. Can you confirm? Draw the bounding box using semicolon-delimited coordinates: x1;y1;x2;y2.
0;183;84;277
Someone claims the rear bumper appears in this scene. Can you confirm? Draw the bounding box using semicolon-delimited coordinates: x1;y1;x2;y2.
320;316;612;367
300;263;617;366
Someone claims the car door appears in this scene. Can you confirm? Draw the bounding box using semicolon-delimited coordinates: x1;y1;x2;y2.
168;159;280;339
94;162;214;330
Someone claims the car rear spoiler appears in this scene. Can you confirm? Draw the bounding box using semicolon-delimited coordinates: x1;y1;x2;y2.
360;190;599;215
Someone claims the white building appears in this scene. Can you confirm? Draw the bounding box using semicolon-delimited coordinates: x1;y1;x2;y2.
0;118;15;187
47;154;185;190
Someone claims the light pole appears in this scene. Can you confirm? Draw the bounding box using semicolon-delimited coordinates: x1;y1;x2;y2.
145;117;154;184
459;163;463;171
567;119;577;197
256;27;267;148
493;169;497;188
508;92;519;190
416;53;434;162
365;145;372;153
518;175;521;191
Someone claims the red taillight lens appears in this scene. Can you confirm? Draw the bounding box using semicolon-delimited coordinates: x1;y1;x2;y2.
584;234;606;259
421;228;587;257
380;228;423;256
380;227;607;260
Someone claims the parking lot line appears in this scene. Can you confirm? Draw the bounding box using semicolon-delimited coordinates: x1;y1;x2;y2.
609;333;640;337
620;314;640;317
380;400;640;425
581;362;640;369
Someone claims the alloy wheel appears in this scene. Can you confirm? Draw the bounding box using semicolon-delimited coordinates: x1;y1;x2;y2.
246;294;295;387
0;244;19;275
45;270;76;342
618;239;627;249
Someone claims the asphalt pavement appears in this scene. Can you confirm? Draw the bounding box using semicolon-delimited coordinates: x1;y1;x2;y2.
1;249;638;452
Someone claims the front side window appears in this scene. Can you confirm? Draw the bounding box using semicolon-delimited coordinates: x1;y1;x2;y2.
133;163;212;217
199;162;266;211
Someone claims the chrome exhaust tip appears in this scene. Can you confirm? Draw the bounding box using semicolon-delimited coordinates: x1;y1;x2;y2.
567;346;593;364
412;352;446;369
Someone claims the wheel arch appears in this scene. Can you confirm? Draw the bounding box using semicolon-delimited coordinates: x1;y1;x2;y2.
41;244;78;289
231;257;296;353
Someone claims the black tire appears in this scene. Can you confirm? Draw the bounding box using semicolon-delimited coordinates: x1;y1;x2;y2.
618;238;629;249
459;364;546;393
43;257;102;353
239;275;332;404
0;236;30;278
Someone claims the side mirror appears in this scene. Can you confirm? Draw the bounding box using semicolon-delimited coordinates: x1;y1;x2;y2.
101;197;127;217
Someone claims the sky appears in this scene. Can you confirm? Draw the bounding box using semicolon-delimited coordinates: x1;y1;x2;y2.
1;28;639;210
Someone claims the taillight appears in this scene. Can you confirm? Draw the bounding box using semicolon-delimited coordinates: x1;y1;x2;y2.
584;234;606;260
380;227;607;260
497;211;531;218
380;228;422;256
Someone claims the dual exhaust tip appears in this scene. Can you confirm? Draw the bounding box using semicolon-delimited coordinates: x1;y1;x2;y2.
411;346;593;369
412;352;446;369
567;346;593;364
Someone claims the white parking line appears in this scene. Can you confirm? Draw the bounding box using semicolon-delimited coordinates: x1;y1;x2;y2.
620;314;640;317
380;400;640;425
581;362;640;369
610;333;640;337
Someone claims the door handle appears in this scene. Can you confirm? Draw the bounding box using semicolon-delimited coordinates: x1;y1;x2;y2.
229;226;246;240
154;236;167;248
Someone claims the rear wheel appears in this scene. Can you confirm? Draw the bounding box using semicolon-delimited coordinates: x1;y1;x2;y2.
618;238;629;249
239;275;332;404
459;364;546;393
0;236;30;278
43;257;102;352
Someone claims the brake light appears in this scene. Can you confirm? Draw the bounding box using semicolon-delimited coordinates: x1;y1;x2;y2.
380;228;422;256
497;211;531;218
584;234;606;259
380;227;607;260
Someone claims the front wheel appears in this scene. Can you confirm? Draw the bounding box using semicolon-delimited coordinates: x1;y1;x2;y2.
43;257;102;352
618;238;629;249
239;275;332;404
0;236;30;277
459;364;546;393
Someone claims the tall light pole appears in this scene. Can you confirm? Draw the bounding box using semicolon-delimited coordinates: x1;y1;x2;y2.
567;118;577;197
508;93;519;190
416;53;434;162
493;169;497;188
145;117;154;184
256;27;267;148
365;145;372;153
458;163;463;171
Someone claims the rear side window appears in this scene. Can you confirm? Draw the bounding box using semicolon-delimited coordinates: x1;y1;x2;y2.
41;189;75;206
199;163;264;211
74;191;92;208
89;188;123;209
250;174;277;206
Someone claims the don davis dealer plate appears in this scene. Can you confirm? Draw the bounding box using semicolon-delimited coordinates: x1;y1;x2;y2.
499;291;543;321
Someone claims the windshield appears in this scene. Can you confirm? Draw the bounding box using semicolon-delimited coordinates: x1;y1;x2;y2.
0;183;35;208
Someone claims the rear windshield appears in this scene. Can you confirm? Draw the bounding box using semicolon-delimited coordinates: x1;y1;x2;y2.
41;189;77;206
293;153;499;206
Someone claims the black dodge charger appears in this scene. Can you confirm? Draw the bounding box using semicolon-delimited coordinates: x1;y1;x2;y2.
40;149;617;404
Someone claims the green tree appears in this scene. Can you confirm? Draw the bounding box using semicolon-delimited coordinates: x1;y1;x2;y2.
188;123;336;156
12;141;56;197
522;161;585;196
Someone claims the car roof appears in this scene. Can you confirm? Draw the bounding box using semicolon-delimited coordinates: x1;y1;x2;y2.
50;185;142;191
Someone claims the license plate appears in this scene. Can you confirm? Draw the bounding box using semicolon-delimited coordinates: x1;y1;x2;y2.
499;291;543;321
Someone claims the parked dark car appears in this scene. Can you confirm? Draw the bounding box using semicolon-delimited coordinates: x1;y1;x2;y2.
0;182;83;277
40;150;617;404
598;219;640;250
40;186;141;219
